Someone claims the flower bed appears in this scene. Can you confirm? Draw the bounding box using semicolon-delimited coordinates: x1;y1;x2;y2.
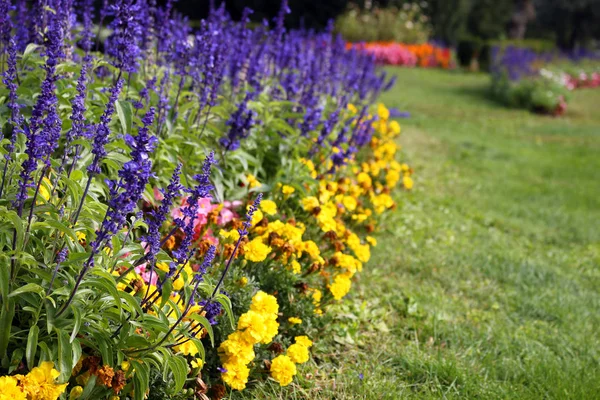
0;1;412;399
349;42;453;68
490;46;600;115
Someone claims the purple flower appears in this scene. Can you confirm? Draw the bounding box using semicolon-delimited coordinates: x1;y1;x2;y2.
239;193;262;237
91;107;157;254
168;152;215;278
107;0;142;74
77;0;95;53
220;94;256;151
61;60;90;172
88;79;124;175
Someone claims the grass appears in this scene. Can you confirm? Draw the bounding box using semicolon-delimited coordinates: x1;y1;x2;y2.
232;68;600;399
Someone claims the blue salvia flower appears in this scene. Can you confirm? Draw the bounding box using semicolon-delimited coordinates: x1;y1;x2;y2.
193;244;216;283
168;152;215;278
88;79;124;175
143;163;183;264
197;299;222;325
239;193;263;237
91;107;157;255
0;0;12;48
107;0;142;74
77;0;95;54
220;94;256;151
61;60;90;173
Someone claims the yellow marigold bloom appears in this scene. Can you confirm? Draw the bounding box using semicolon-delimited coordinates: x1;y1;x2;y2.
389;120;401;135
261;318;279;344
356;172;372;188
401;163;410;172
121;361;130;371
0;376;26;400
366;236;377;246
270;355;297;387
287;343;310;364
347;103;358;114
342;196;357;212
219;229;240;242
250;208;263;227
221;362;250;391
68;386;83;400
311;289;322;304
239;277;248;286
301;240;321;260
174;340;199;356
191;358;204;369
238;310;267;343
295;336;313;348
218;332;256;365
243;238;271;262
288;317;302;325
329;274;352;300
250;291;279;317
386;169;400;188
246;174;261;189
281;185;295;195
19;361;68;400
403;175;414;190
377;103;390;121
353;244;371;263
290;259;301;274
260;199;278;216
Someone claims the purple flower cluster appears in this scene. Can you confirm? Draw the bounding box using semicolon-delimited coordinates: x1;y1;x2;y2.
91;108;157;255
220;94;256;151
107;0;142;74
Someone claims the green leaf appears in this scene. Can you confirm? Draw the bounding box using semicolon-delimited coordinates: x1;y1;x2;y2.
168;356;188;393
70;306;82;343
9;283;44;298
185;314;214;347
214;293;235;330
116;100;133;134
26;325;39;370
0;299;15;360
79;374;98;400
0;260;9;301
56;328;73;382
131;359;150;400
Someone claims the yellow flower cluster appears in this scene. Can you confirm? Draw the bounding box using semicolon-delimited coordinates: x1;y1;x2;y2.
270;336;313;386
0;362;68;400
219;291;280;390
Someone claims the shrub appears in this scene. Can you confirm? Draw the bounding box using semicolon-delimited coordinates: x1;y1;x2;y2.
335;3;432;44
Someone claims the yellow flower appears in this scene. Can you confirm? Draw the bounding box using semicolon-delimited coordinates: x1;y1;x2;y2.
120;361;130;371
261;318;279;344
281;185;295;195
347;103;358;114
403;175;414;190
76;231;86;244
260;199;278;216
377;103;390;121
270;355;297;387
290;259;301;274
342;196;357;212
219;229;240;242
221;362;250;391
301;196;320;211
329;274;352;300
386;169;400;188
218;332;256;365
249;207;263;226
389;120;401;135
191;358;204;369
173;340;199;356
295;336;313;348
19;361;68;400
366;236;377;247
246;174;261;189
0;376;26;400
68;386;83;400
243;238;272;262
288;317;302;325
250;291;279;316
239;276;248;286
237;310;267;344
287;343;310;364
38;177;52;203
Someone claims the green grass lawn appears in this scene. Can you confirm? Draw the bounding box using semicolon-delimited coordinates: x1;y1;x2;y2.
233;68;600;399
